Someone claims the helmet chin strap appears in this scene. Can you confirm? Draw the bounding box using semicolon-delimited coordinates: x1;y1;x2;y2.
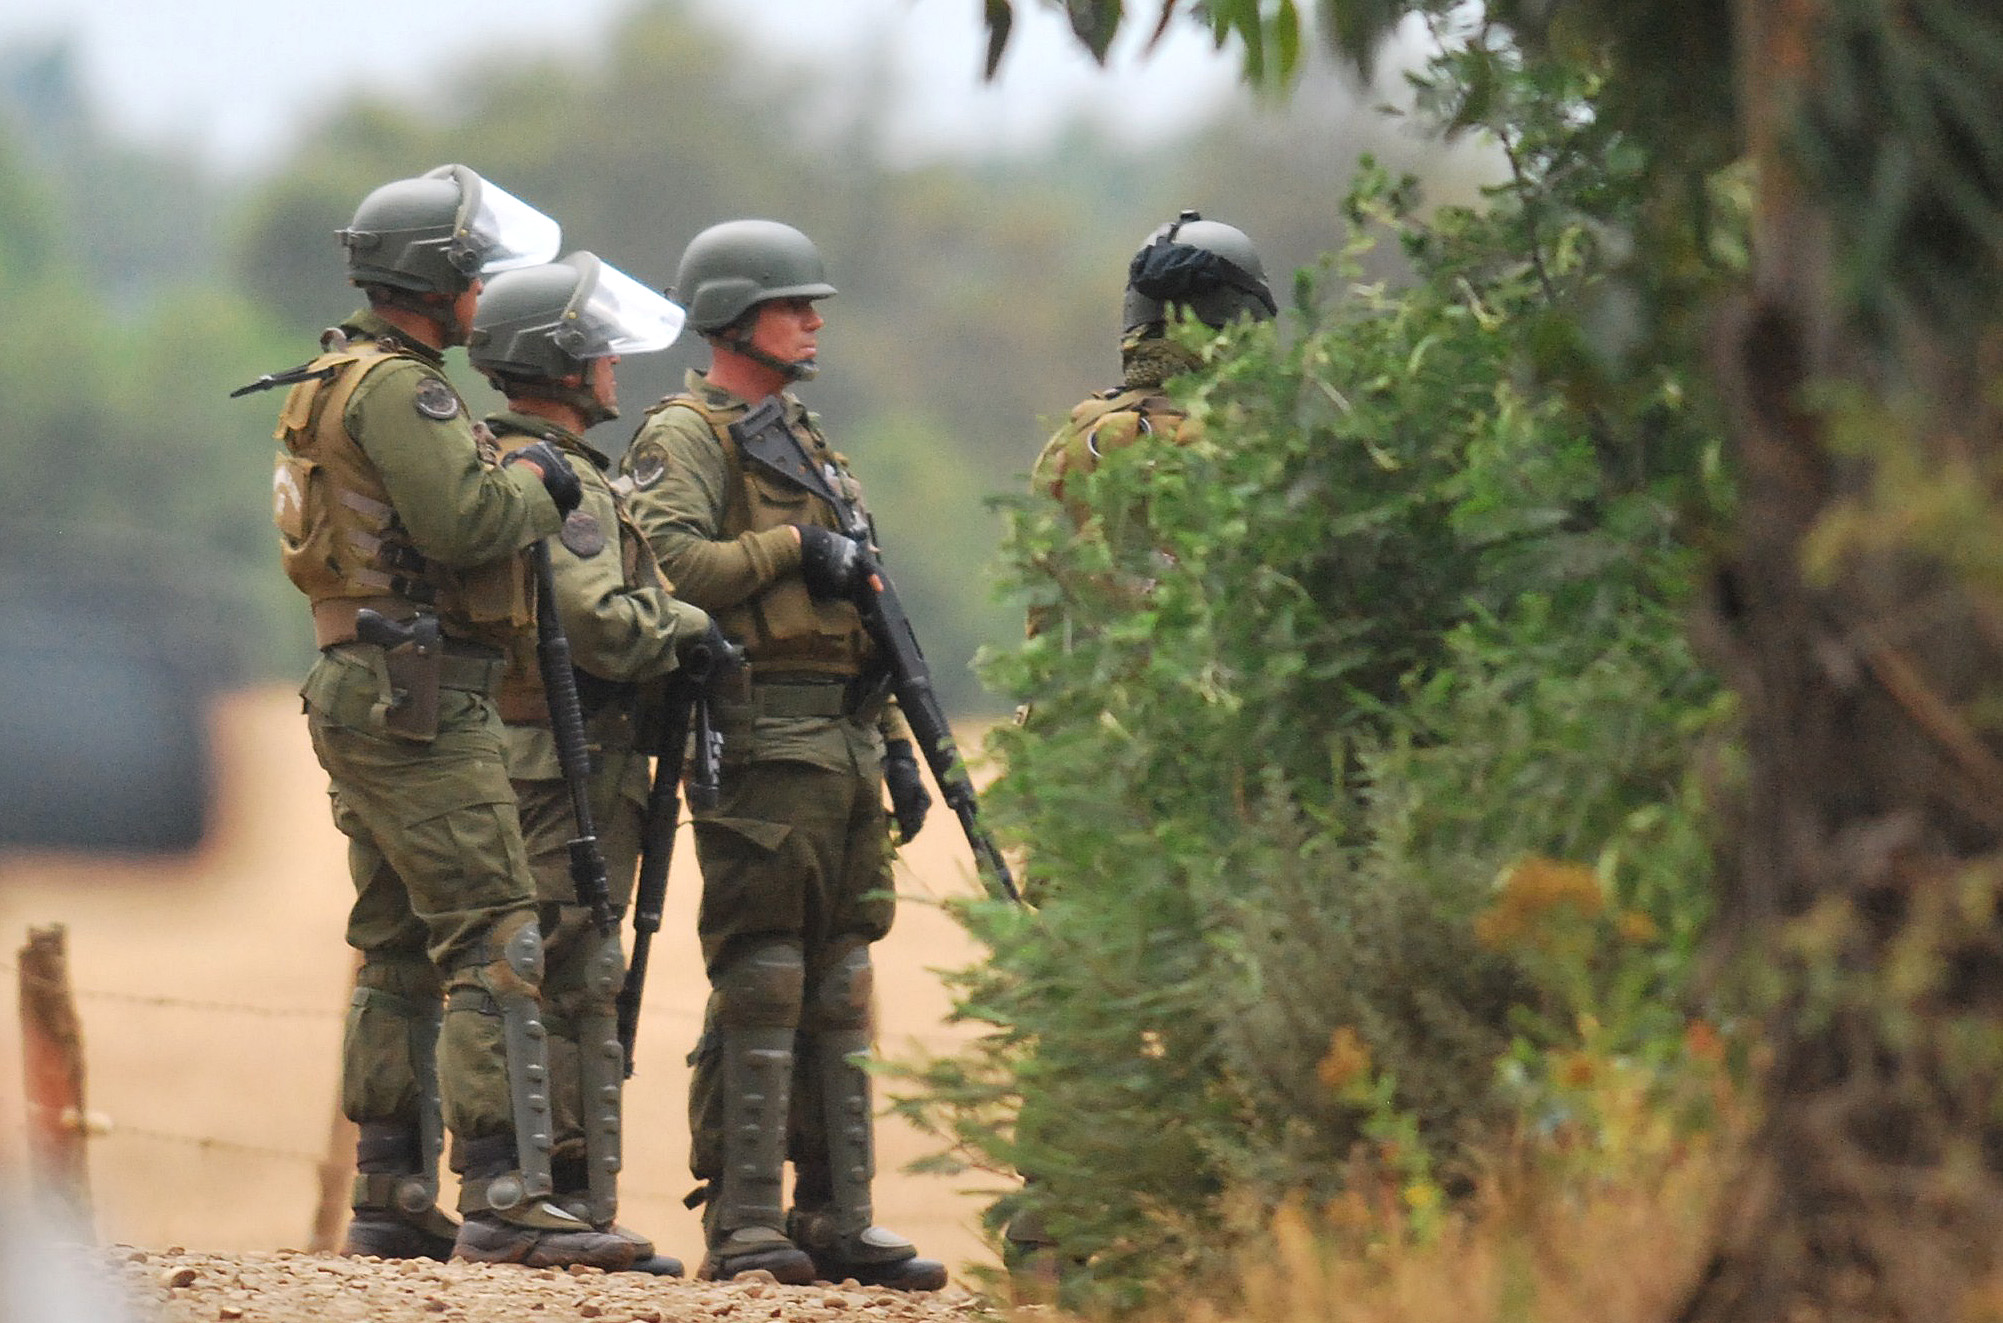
715;314;819;383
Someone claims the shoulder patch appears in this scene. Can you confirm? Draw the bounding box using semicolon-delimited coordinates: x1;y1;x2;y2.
413;376;461;421
560;510;607;558
628;445;667;490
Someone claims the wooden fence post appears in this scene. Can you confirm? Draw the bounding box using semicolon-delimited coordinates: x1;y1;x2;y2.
18;924;95;1238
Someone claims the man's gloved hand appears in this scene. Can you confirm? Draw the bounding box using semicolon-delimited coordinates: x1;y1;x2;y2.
503;439;583;515
796;524;864;600
679;620;745;683
883;739;931;843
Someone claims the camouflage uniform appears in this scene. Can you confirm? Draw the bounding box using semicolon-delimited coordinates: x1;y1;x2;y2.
484;409;710;1218
1030;333;1203;518
1009;214;1275;1295
620;370;919;1274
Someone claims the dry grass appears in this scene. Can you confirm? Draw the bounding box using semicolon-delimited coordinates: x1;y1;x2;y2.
1144;1137;1727;1323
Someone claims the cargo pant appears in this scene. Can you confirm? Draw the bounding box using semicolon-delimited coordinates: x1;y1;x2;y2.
304;645;542;1145
509;704;651;1168
684;743;896;1199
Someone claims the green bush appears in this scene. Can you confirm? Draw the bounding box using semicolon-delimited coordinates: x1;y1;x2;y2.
895;43;1742;1314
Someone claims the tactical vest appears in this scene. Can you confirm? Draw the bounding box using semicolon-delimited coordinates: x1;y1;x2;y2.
486;422;669;724
270;339;532;650
1037;386;1190;516
647;392;870;678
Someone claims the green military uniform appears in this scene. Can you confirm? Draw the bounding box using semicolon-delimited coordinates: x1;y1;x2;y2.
484;409;710;1218
620;369;915;1265
273;308;561;1210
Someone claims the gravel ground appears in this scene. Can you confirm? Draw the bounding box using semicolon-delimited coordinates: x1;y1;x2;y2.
89;1246;1001;1323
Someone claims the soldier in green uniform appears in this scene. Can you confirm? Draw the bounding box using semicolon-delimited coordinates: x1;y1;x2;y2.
1008;211;1276;1287
618;220;945;1291
466;252;720;1277
260;166;638;1271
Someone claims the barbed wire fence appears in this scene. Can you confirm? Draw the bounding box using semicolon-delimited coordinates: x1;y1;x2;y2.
7;931;715;1251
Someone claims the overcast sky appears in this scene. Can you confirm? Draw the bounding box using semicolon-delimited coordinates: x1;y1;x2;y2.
0;0;1247;170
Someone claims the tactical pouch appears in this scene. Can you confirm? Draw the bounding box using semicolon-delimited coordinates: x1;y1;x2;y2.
372;616;444;742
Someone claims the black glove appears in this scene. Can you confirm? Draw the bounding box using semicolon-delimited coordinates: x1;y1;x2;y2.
679;620;745;683
883;738;932;843
504;439;583;515
796;524;865;600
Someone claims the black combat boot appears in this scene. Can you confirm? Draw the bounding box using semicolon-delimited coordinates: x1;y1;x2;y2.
788;1022;945;1292
1001;1203;1064;1304
786;1203;947;1291
551;1154;682;1276
450;1135;638;1271
697;1025;815;1284
341;1122;459;1260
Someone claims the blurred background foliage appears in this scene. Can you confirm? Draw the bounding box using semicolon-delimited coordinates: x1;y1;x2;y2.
0;0;1493;711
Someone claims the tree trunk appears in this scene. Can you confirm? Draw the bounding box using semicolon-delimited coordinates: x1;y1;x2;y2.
1681;4;2003;1320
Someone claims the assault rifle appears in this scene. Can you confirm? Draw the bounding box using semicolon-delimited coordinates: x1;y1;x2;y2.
615;626;742;1076
729;398;1022;906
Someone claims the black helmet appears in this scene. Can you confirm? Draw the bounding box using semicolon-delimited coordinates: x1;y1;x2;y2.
339;164;561;295
670;219;836;334
1122;210;1276;334
469;251;684;381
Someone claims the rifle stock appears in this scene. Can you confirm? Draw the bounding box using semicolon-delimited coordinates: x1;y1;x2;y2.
615;628;743;1077
615;680;692;1078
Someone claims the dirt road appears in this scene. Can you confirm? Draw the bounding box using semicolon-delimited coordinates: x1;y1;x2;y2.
0;689;1008;1319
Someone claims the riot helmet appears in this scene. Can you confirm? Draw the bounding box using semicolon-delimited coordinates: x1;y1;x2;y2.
469;252;682;425
339;164;562;296
1122;210;1276;334
670;219;834;381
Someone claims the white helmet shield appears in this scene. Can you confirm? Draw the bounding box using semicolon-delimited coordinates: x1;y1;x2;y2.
431;165;562;276
561;253;686;357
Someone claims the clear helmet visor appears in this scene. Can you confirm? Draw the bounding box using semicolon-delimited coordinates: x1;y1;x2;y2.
431;165;562;276
560;253;686;357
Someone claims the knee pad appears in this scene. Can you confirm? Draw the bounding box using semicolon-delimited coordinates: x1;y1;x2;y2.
806;943;873;1035
500;910;545;992
713;942;805;1030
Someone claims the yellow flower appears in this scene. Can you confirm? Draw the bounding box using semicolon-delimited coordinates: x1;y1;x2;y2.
1316;1025;1373;1093
1557;1051;1598;1088
1475;855;1605;949
1617;909;1659;943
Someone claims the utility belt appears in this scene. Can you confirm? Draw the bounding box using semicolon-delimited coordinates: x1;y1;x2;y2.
720;670;891;723
325;639;506;693
316;621;504;743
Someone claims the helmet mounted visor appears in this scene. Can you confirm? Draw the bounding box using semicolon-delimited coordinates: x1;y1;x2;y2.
426;164;562;278
557;253;686;358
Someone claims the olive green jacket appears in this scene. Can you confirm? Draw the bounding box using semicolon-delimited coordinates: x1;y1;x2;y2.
339;310;560;569
486;408;712;781
621;370;910;772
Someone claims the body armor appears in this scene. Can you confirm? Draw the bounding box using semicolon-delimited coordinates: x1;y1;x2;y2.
271;338;531;650
484;420;667;724
644;393;873;677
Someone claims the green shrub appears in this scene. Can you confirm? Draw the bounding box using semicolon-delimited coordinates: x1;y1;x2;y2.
895;40;1743;1315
